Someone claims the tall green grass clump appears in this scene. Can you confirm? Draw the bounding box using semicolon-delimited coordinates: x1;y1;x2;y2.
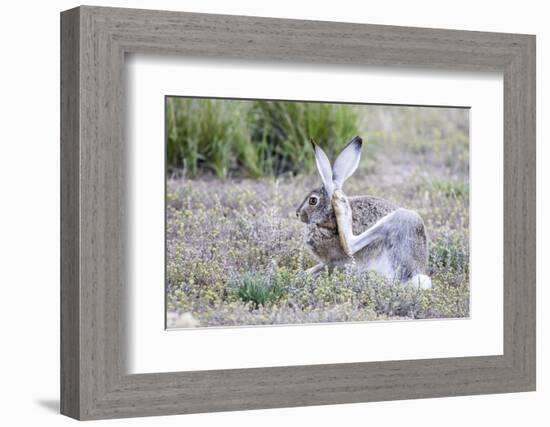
236;275;287;309
246;101;359;176
166;98;258;178
166;98;359;178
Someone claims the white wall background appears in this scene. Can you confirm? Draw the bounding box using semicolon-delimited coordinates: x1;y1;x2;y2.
0;0;546;425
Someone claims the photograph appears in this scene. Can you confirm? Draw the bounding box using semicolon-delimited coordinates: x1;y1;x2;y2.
165;97;470;329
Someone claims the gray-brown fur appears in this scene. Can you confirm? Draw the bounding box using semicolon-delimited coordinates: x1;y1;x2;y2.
297;137;431;285
297;187;394;263
297;187;429;280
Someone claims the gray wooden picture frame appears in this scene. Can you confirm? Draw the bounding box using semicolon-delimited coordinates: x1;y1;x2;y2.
60;5;536;421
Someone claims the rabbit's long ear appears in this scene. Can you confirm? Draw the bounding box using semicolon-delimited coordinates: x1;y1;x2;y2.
311;140;335;198
332;136;362;189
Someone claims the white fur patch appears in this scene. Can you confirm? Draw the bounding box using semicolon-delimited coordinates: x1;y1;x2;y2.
365;251;395;280
410;274;433;290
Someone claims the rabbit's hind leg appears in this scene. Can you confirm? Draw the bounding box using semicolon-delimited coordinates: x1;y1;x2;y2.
332;192;431;287
382;209;431;286
332;189;387;256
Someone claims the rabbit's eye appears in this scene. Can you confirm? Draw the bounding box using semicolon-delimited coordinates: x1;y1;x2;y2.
309;196;318;206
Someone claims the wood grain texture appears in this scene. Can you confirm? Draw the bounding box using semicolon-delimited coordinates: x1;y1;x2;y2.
60;7;80;419
60;5;536;420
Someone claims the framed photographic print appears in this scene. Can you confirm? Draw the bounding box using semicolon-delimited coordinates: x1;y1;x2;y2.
61;5;536;420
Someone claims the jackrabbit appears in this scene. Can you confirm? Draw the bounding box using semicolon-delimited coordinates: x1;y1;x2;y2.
296;136;432;289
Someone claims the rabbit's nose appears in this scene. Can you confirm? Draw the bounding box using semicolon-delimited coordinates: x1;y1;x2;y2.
296;210;308;223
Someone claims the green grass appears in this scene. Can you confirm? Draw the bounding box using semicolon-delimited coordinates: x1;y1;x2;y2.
166;98;360;178
429;234;469;276
166;98;255;178
246;100;359;176
236;275;287;309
